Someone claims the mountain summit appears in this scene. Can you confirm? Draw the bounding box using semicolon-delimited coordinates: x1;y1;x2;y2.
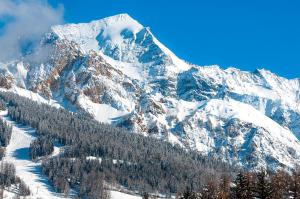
1;14;300;171
52;14;144;54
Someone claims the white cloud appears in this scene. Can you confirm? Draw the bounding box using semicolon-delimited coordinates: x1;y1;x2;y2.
0;0;63;61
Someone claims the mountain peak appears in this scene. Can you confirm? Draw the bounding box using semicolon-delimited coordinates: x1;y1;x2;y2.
3;13;300;171
51;13;143;54
89;13;143;32
51;13;191;73
98;13;137;23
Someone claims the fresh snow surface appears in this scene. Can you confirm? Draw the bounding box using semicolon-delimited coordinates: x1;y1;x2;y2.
197;66;300;111
0;62;28;88
0;87;61;108
184;99;300;169
110;190;175;199
0;111;68;199
77;95;128;123
110;190;142;199
52;13;143;54
100;53;145;81
204;99;297;140
52;13;191;79
150;32;191;72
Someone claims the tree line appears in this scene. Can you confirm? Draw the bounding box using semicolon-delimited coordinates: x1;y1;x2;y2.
0;91;233;197
176;168;300;199
2;91;300;199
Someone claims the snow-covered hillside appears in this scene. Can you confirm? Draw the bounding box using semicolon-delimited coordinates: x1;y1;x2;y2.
0;111;68;199
0;13;300;171
0;110;148;199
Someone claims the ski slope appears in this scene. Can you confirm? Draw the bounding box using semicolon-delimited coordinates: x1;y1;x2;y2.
0;111;69;199
0;110;146;199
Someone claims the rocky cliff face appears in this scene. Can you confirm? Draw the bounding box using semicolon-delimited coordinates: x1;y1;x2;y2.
1;13;300;171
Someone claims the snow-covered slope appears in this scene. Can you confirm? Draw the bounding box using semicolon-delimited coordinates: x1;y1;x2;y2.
178;66;300;139
1;13;300;171
175;99;300;170
52;14;190;79
0;111;69;199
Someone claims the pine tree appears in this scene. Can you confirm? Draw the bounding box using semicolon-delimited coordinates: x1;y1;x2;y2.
217;174;231;199
0;99;6;111
232;171;253;199
0;148;5;160
18;180;30;196
253;169;272;199
290;168;300;199
270;170;289;199
0;185;3;199
178;186;198;199
142;192;149;199
63;183;70;198
200;180;219;199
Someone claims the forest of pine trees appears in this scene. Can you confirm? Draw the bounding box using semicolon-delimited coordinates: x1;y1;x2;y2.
0;91;233;197
0;91;299;198
174;169;300;199
0;115;12;160
0;99;5;111
29;136;54;159
0;162;30;198
0;118;12;147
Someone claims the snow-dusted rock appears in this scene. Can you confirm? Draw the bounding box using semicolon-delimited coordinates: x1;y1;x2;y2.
1;14;300;171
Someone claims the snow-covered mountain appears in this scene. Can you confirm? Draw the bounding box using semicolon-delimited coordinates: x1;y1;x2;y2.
1;13;300;171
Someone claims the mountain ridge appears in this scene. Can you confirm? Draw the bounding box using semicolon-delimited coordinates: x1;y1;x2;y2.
0;13;299;171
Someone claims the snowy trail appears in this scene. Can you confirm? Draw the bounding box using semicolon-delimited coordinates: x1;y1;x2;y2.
0;111;69;199
0;110;155;199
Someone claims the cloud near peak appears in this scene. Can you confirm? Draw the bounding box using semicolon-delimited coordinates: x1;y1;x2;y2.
0;0;64;62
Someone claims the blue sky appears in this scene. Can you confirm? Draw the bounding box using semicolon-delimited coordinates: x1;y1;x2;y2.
49;0;300;78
